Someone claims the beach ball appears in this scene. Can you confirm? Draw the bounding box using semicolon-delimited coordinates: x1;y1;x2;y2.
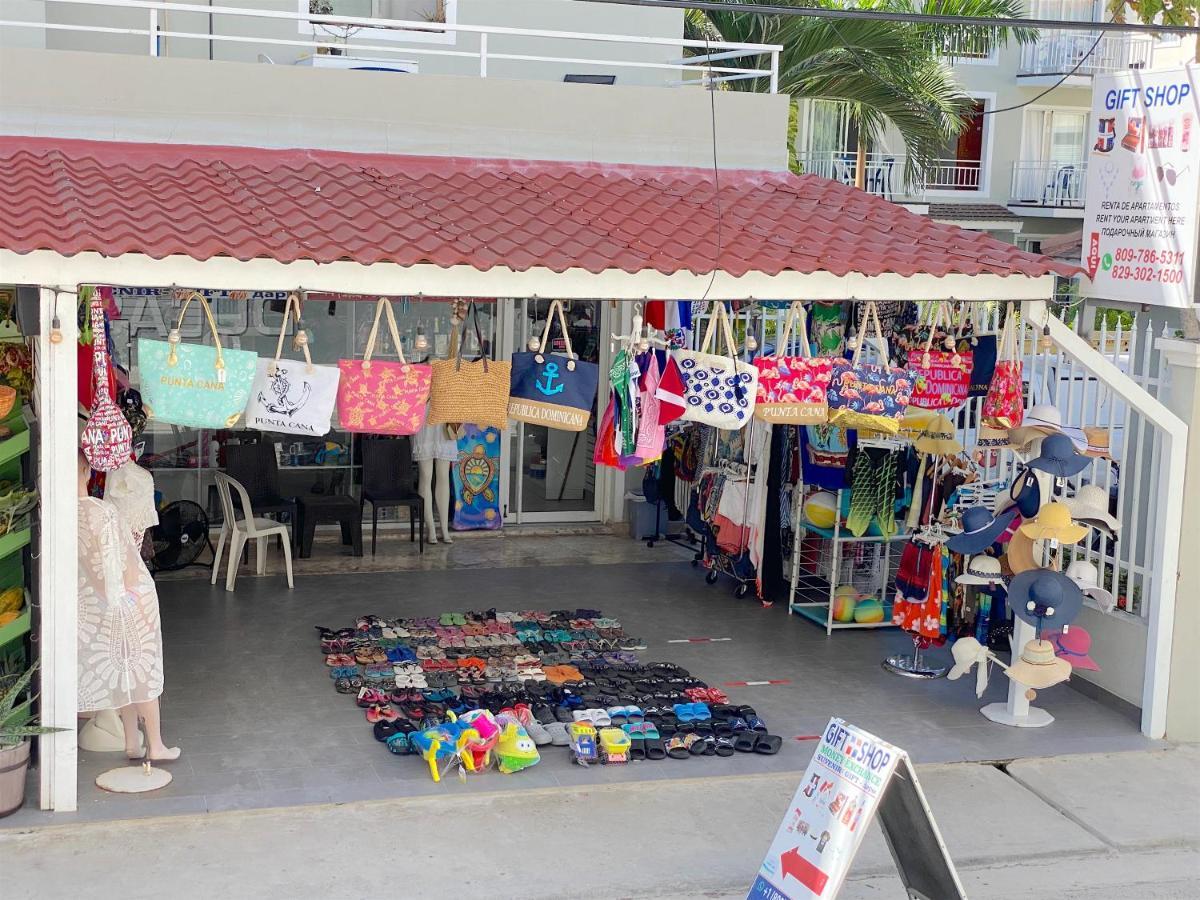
832;585;859;623
854;598;885;624
803;491;839;530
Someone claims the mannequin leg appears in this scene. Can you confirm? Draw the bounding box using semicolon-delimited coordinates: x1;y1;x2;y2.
118;704;142;758
417;458;438;545
435;459;453;544
132;699;181;761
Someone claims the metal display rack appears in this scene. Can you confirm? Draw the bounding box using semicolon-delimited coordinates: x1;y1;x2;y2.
787;488;906;635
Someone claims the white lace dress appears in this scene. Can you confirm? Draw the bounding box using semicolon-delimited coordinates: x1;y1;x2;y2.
77;497;165;712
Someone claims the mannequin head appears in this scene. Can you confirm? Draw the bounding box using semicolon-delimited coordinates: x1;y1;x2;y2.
78;450;91;497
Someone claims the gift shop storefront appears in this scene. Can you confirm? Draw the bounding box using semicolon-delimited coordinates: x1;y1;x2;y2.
0;136;1184;820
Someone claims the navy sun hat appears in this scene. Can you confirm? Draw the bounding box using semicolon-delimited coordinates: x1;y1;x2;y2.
947;505;1018;555
1028;433;1090;479
1008;568;1085;632
996;469;1042;520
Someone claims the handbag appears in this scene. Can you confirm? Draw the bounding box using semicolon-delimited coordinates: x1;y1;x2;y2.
336;297;431;436
674;302;758;430
138;290;258;429
968;333;997;397
981;302;1024;429
428;302;511;430
81;299;133;472
508;300;598;432
753;302;832;424
906;302;971;411
245;292;341;436
827;301;913;434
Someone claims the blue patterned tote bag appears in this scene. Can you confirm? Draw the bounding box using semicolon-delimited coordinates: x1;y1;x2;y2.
673;302;758;430
138;290;258;429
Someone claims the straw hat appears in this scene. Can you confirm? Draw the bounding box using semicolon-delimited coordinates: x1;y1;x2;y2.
1043;627;1100;672
1065;559;1116;610
955;554;1006;586
1065;484;1120;535
1028;433;1090;479
1005;638;1073;690
1019;502;1088;545
1008;569;1085;630
914;413;963;456
1081;426;1113;460
947;506;1018;555
976;425;1012;452
1008;404;1062;450
1004;529;1043;575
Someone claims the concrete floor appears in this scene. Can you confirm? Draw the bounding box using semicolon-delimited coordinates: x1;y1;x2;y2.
5;535;1156;828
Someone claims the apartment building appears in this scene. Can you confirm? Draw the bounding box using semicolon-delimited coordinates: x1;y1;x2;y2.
794;0;1196;257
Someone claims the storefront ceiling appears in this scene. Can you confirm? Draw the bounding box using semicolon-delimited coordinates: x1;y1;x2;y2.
0;136;1079;300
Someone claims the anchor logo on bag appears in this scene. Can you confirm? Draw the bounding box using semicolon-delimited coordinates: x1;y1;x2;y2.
259;363;312;417
535;362;565;397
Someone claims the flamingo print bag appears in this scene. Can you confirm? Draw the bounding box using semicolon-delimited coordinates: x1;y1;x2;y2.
753;302;832;424
244;292;341;436
826;301;913;435
337;297;431;435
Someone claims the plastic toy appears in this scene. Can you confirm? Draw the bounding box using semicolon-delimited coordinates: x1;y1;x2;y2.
832;585;861;623
495;721;541;774
598;727;631;764
409;712;482;783
459;709;501;771
567;721;599;766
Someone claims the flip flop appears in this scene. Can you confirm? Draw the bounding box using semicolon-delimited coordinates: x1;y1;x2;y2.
686;734;707;756
734;732;758;752
665;735;691;760
644;736;667;760
545;722;571;746
754;734;783;755
714;736;736;757
629;737;647;760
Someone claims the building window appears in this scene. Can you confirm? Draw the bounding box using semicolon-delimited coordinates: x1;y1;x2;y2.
932;101;985;191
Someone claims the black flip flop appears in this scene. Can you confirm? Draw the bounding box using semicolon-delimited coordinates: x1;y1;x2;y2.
629;738;647;761
644;737;667;760
666;736;691;760
754;734;783;755
714;736;736;757
687;735;707;756
734;732;758;752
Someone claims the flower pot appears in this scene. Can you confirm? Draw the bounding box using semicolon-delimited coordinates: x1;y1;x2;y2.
0;739;30;817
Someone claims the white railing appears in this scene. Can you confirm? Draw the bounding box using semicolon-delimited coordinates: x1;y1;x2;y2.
797;151;982;200
939;28;998;63
0;0;781;90
1019;31;1154;76
1010;159;1088;207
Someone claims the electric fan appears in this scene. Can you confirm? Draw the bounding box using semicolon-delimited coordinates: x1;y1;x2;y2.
148;500;212;573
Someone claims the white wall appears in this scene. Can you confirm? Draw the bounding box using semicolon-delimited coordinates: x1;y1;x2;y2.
0;46;790;171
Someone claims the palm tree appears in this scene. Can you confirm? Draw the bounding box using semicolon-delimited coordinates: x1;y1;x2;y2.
686;0;1033;191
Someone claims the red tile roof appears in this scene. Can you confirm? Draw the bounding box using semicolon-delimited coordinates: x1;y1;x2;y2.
0;137;1080;280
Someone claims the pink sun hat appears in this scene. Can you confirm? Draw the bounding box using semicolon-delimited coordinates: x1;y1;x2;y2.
1042;627;1100;672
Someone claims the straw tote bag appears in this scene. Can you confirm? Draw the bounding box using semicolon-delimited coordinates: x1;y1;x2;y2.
80;299;133;472
244;292;341;436
753;301;832;424
905;302;971;411
674;302;758;430
138;290;259;429
827;301;913;434
981;302;1024;429
428;302;511;430
337;297;431;436
508;300;599;432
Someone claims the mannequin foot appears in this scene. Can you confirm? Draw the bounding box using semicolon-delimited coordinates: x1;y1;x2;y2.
442;534;453;545
427;535;438;545
143;745;182;763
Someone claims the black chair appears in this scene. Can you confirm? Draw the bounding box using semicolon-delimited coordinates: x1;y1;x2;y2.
223;443;298;545
360;437;424;556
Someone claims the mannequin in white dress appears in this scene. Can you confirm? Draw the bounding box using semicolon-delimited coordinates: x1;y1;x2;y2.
414;417;456;544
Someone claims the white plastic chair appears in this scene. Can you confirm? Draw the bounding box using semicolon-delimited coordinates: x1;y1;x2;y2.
211;471;294;592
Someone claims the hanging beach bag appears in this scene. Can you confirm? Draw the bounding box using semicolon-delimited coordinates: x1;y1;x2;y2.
905;302;971;411
674;302;758;430
81;299;133;472
428;302;511;430
753;302;832;424
508;300;598;432
245;292;341;436
336;297;430;436
981;302;1024;429
827;301;913;435
138;290;258;429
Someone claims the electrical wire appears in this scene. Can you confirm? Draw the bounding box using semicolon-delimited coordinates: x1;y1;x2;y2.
698;33;724;306
980;22;1111;116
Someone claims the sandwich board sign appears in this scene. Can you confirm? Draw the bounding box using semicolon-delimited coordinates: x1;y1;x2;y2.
747;718;964;900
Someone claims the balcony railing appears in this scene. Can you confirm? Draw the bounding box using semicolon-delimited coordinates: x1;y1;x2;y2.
1010;160;1088;208
0;0;782;90
1019;31;1153;77
796;152;982;201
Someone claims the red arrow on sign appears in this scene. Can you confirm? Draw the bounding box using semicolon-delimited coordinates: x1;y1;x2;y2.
779;847;829;895
1086;231;1101;279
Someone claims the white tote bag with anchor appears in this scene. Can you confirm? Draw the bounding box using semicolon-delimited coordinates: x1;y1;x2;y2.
243;292;341;436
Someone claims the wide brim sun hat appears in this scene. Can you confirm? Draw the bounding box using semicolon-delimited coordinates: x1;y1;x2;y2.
1008;404;1062;451
1027;433;1090;478
1018;501;1089;545
914;414;963;456
1065;484;1120;534
1008;568;1085;630
946;505;1018;555
1042;628;1100;672
1005;638;1073;689
955;554;1006;586
1004;529;1042;575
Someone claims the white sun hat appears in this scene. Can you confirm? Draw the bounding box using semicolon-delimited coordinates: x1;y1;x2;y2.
1065;483;1120;535
955;554;1006;587
1008;404;1062;450
1065;559;1116;611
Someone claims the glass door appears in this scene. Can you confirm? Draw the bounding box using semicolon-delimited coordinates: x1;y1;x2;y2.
505;299;604;523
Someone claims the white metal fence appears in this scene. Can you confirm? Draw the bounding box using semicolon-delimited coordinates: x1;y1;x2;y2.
0;0;782;89
796;152;982;201
1019;31;1154;77
1010;159;1088;207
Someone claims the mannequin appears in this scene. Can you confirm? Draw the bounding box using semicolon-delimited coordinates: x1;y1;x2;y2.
77;452;180;762
414;419;456;544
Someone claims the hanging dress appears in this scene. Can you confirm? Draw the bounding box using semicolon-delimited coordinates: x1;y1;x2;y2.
77;497;165;712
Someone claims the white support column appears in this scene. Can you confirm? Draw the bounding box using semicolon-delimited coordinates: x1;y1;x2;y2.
37;286;78;812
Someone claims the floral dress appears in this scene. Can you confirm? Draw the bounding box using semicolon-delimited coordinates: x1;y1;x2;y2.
77;497;165;712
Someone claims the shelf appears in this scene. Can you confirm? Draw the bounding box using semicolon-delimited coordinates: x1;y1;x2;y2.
790;601;897;630
0;527;29;561
0;428;29;468
0;607;30;647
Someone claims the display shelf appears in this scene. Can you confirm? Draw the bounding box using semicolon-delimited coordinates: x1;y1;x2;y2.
0;526;30;561
0;428;29;468
0;606;30;646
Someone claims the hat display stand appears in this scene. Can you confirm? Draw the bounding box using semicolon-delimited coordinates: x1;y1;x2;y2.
883;633;950;679
981;448;1056;728
95;759;172;794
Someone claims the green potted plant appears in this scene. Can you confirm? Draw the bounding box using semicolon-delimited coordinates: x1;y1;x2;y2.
1;661;62;817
